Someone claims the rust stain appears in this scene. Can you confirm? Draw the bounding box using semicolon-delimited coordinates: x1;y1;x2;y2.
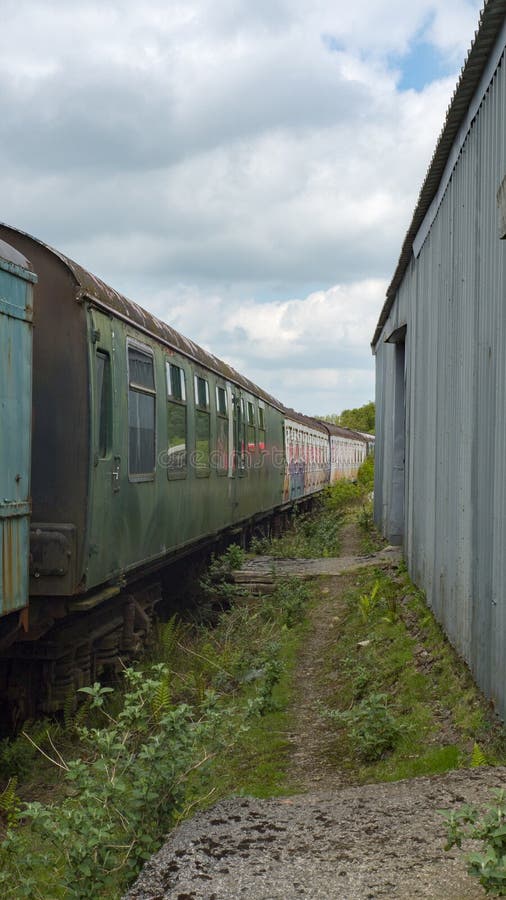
1;520;22;613
2;521;13;607
19;606;29;632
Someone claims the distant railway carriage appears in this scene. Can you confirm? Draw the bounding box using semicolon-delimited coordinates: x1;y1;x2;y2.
283;415;330;501
326;423;369;483
0;224;369;720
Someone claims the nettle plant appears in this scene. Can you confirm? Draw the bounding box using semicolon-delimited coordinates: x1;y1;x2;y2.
0;666;240;900
321;692;407;762
442;789;506;896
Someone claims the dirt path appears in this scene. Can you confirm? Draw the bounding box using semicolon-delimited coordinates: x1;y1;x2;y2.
125;524;501;900
286;520;389;792
287;572;355;792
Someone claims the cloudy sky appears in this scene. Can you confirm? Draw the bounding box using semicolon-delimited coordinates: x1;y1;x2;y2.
1;0;482;414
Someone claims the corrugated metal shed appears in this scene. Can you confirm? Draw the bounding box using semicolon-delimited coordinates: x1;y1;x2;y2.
372;0;506;349
374;0;506;715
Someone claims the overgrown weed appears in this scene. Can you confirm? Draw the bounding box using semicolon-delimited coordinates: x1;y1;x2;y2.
255;501;343;558
0;545;311;898
320;567;506;782
442;789;506;895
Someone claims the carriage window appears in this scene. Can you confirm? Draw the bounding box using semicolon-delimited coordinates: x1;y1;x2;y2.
95;351;111;459
194;375;210;476
194;375;209;408
258;404;266;452
247;401;255;451
128;345;156;478
215;386;228;474
166;363;187;479
216;385;227;416
167;362;186;402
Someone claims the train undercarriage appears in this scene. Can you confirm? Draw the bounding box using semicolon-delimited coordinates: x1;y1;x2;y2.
0;503;315;732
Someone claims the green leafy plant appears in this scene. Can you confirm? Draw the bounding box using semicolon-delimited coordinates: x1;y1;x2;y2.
262;578;312;629
0;669;239;899
358;580;381;623
471;742;488;768
0;778;20;831
357;503;374;533
322;692;406;762
246;649;285;717
199;544;246;610
442;789;506;895
0;720;61;780
155;613;185;657
250;535;270;555
325;480;361;512
357;454;374;492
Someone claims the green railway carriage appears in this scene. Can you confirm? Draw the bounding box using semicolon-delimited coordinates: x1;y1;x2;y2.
0;225;287;600
0;225;291;715
0;224;366;719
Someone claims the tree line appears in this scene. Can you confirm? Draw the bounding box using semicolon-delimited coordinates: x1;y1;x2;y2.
319;401;375;434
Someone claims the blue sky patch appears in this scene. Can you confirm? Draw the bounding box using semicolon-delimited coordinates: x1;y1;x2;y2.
394;39;456;92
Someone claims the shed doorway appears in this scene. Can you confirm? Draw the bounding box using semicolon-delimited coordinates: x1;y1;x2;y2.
390;336;406;545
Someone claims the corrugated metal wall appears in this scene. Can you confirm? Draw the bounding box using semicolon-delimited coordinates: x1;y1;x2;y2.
375;51;506;714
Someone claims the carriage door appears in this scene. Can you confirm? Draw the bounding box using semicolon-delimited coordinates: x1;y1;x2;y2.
87;308;120;583
232;392;246;477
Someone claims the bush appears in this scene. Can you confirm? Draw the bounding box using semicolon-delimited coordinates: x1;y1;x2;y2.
325;480;361;511
0;669;239;899
199;544;246;610
442;789;506;895
322;692;406;762
263;579;313;629
357;454;374;491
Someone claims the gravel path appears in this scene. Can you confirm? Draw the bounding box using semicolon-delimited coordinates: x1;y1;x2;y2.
125;768;504;899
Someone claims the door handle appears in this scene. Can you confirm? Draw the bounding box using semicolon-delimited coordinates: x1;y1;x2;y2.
112;456;121;492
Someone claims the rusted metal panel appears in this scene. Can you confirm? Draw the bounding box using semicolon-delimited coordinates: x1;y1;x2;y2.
0;227;91;599
0;246;35;616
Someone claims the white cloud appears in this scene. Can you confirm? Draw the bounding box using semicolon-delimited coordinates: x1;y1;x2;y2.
142;278;384;412
0;0;483;413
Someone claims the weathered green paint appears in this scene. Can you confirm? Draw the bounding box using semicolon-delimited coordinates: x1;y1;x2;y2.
0;251;35;616
0;225;331;606
85;307;285;589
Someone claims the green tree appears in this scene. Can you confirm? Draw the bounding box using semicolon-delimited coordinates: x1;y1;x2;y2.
320;402;375;434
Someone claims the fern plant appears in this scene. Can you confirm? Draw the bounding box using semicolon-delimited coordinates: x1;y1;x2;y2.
155;614;185;662
358;581;380;623
0;778;20;830
471;742;487;767
152;674;172;722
